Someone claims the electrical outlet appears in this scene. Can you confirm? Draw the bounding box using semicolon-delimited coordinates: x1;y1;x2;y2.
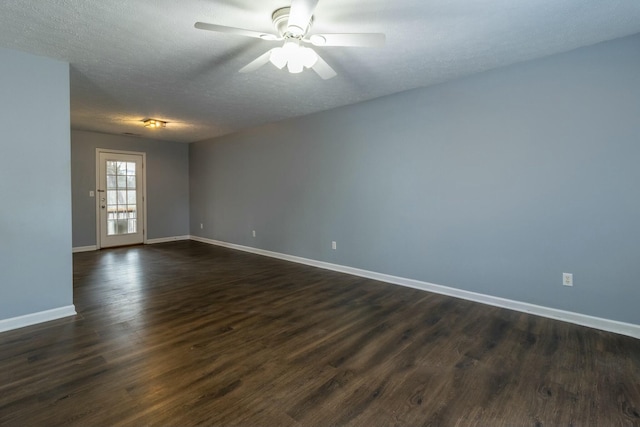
252;230;256;237
563;272;573;287
200;223;203;229
331;241;337;250
89;190;95;197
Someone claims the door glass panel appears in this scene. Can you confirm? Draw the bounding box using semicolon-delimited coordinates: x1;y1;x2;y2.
107;176;117;189
106;162;116;175
107;190;117;204
105;160;138;236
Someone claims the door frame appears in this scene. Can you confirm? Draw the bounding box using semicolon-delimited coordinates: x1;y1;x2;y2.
95;148;148;249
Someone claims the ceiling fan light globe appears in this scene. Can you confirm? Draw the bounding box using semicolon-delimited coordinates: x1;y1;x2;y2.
287;58;304;74
300;47;318;68
269;47;288;69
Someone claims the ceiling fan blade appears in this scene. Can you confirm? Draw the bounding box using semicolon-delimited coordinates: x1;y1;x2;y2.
288;0;320;35
195;22;279;41
239;50;274;73
311;53;337;80
308;33;386;47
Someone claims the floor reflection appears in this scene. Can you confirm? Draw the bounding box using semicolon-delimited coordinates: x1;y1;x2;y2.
75;246;149;330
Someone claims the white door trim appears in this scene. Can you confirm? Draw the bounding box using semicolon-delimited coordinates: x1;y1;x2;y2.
95;148;148;249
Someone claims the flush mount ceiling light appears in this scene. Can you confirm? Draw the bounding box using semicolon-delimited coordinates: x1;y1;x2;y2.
143;119;166;128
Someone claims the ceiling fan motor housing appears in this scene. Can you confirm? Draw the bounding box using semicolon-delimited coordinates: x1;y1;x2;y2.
272;7;312;38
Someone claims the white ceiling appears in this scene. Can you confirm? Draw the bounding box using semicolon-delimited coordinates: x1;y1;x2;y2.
1;0;639;143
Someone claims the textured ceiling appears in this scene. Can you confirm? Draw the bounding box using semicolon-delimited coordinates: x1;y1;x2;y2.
1;0;640;143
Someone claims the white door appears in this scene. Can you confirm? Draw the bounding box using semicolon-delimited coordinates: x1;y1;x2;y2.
97;151;145;248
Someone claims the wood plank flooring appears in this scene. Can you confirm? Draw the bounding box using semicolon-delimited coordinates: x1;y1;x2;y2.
1;241;640;426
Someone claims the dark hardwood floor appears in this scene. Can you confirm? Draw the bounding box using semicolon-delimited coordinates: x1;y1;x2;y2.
1;241;639;426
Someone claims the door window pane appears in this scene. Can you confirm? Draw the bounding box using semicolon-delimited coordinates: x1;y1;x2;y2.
105;160;138;236
107;176;117;189
107;190;117;205
116;162;126;175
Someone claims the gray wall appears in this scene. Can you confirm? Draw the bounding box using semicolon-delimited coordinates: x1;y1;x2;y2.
71;130;189;247
190;34;640;325
0;48;73;319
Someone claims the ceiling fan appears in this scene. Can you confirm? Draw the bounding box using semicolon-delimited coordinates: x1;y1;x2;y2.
194;0;385;79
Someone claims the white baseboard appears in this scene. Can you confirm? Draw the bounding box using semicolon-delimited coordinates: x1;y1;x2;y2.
72;245;97;253
189;235;640;340
146;235;191;245
73;236;190;251
0;305;77;333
